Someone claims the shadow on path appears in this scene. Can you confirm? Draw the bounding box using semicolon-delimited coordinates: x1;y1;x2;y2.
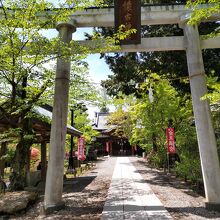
166;206;220;219
134;160;203;198
63;176;97;193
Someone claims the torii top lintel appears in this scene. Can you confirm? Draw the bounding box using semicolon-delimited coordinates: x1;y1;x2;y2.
70;4;220;28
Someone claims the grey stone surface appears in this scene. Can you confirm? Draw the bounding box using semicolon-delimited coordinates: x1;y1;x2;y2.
26;171;41;187
66;5;220;28
40;201;65;215
101;157;173;220
184;24;220;204
205;202;220;212
0;191;38;214
44;21;76;208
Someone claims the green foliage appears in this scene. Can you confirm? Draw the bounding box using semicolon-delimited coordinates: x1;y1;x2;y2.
150;146;167;167
106;94;135;139
0;147;15;164
108;110;128;137
108;73;203;185
131;74;192;147
0;128;21;143
201;76;220;150
100;1;219;97
187;0;220;37
0;0;123;135
69;63;100;105
71;109;99;146
202;76;220;104
175;156;202;184
0;0;127;190
173;115;202;183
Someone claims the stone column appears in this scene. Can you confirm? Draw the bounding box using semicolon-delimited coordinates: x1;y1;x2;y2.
43;21;75;213
184;24;220;210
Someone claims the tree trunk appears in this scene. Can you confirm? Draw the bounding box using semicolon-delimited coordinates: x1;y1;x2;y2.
9;74;34;190
152;133;157;152
0;142;7;178
10;118;33;190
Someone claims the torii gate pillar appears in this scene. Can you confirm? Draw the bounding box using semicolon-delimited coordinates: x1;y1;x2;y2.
184;24;220;210
42;21;76;214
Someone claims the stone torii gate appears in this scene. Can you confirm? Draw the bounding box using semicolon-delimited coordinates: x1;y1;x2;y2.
43;4;220;213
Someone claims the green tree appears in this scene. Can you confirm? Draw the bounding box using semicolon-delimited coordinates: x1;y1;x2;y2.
130;75;194;159
187;0;220;37
128;74;201;181
107;73;202;182
99;0;219;96
106;93;134;140
0;0;120;190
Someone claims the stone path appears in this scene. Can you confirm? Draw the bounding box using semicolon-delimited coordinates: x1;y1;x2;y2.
101;157;173;220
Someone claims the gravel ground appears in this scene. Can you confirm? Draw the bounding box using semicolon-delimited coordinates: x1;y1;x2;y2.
3;156;220;220
130;157;220;220
8;157;116;220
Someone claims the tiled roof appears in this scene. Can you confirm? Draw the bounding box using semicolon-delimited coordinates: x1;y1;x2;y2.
93;112;116;132
34;106;82;137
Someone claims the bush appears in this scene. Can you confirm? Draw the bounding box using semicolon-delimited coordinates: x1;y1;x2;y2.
149;146;167;168
174;154;202;184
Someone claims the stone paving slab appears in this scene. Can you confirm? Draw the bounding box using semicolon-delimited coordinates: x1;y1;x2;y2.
101;157;173;220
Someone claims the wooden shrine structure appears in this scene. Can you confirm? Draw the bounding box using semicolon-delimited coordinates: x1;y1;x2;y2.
93;112;143;156
0;105;82;182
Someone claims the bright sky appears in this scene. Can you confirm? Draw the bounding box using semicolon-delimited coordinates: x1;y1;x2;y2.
73;28;113;84
41;27;114;120
41;28;113;83
74;28;114;119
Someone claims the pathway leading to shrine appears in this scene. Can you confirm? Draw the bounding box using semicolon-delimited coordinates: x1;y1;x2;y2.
101;157;173;220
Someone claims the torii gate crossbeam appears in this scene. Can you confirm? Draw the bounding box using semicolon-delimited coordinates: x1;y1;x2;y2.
70;4;220;27
43;4;220;214
79;36;220;53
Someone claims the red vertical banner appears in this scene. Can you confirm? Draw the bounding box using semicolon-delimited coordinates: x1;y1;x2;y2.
77;136;86;161
109;141;113;155
106;141;109;153
166;127;176;154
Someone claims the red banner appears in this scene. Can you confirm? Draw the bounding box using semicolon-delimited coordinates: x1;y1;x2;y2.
166;127;176;154
106;142;109;152
77;136;86;161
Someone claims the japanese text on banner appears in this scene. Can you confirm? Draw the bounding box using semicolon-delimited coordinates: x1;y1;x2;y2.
166;127;176;154
115;0;141;44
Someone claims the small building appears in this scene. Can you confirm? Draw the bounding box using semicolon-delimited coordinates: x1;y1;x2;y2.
33;105;82;142
93;112;143;156
0;104;82;182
